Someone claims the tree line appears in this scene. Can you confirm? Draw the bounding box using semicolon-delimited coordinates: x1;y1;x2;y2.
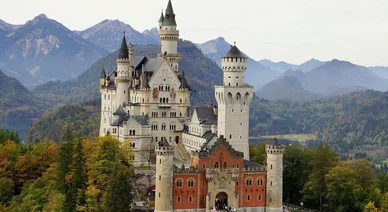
250;142;388;212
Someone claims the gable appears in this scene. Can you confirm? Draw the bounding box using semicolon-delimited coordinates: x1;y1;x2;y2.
148;60;181;90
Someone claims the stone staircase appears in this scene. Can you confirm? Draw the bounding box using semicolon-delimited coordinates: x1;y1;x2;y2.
174;142;191;161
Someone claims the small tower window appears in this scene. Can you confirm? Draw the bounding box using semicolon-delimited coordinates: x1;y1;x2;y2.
214;162;219;168
247;195;251;201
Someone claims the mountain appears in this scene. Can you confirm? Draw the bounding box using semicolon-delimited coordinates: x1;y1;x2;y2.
303;59;388;94
76;19;159;52
282;69;305;79
297;58;326;72
142;27;160;43
197;37;280;89
256;75;315;101
368;66;388;79
0;14;109;88
258;59;297;73
0;69;49;119
34;40;223;107
0;19;21;45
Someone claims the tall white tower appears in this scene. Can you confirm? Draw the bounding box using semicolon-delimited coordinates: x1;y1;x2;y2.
154;140;174;212
215;44;253;160
266;138;284;212
116;34;131;107
158;0;180;72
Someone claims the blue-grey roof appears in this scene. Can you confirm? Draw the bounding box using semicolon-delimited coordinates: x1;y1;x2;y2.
223;45;246;58
162;0;177;26
113;106;126;116
243;159;263;169
118;35;129;59
195;106;217;125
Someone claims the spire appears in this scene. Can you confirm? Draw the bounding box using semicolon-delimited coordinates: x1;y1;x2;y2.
179;71;191;91
158;10;164;23
162;0;177;26
100;68;106;78
118;30;129;59
272;137;280;146
166;0;174;14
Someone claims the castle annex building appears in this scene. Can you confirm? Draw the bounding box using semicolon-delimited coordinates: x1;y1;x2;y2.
99;1;283;211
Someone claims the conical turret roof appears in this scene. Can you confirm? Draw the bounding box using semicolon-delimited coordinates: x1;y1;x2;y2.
179;71;192;91
118;33;129;59
163;0;177;26
100;68;106;78
158;11;164;23
223;44;246;58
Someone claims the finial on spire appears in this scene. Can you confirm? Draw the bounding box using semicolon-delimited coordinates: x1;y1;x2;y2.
234;41;236;46
123;28;126;37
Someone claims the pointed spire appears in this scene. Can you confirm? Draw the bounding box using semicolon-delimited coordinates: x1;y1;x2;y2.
158;10;164;23
162;0;177;26
140;67;149;89
179;71;191;91
118;30;129;59
166;0;174;15
100;68;106;78
223;44;246;58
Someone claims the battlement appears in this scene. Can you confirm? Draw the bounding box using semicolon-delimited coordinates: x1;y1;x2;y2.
265;144;284;155
155;145;174;156
173;165;199;174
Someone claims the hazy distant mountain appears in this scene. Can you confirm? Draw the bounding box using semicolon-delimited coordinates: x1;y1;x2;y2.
76;19;159;52
0;19;21;44
297;58;326;72
368;66;388;79
257;75;315;101
259;59;297;73
303;59;387;94
281;69;305;79
0;14;109;88
142;27;160;43
197;37;280;89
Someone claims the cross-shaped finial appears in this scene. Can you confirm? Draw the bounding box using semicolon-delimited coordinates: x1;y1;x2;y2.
123;28;126;37
234;41;236;46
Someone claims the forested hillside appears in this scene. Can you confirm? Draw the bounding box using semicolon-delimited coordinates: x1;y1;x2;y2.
0;69;50;120
25;99;100;144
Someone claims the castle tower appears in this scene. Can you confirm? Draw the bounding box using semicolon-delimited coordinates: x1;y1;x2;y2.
155;140;174;212
116;33;131;107
99;68;106;87
265;138;284;212
214;44;253;160
158;0;180;72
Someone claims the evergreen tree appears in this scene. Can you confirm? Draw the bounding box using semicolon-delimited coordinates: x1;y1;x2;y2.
58;128;76;212
71;137;87;210
104;166;133;212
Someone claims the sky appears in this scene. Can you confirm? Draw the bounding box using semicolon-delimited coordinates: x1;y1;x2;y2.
0;0;387;66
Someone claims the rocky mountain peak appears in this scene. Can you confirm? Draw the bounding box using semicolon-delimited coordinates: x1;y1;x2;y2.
29;14;50;25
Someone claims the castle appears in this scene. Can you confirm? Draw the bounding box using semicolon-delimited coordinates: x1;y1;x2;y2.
99;1;283;211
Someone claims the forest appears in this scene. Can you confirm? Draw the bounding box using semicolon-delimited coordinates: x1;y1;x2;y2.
0;129;134;212
250;142;388;212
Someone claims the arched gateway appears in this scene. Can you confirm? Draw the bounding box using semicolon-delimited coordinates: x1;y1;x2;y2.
215;192;228;209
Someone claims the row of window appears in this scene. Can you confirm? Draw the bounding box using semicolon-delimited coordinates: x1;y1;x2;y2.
174;194;263;203
175;179;195;188
151;112;178;118
151;123;176;131
246;178;264;186
103;94;115;100
158;85;171;91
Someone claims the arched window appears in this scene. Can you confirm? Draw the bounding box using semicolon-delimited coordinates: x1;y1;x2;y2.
223;162;227;169
247;195;251;201
188;196;193;202
214;162;219;168
187;179;194;187
246;178;252;186
257;178;263;186
177;196;181;202
176;179;183;188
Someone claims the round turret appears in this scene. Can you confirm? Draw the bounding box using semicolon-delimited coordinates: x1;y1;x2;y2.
155;140;174;212
265;138;284;212
221;44;248;87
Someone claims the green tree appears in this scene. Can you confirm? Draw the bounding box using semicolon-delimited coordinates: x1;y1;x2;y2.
283;143;308;204
376;173;388;194
302;145;339;211
381;192;388;212
0;177;14;205
104;166;134;212
249;142;270;164
364;201;377;212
